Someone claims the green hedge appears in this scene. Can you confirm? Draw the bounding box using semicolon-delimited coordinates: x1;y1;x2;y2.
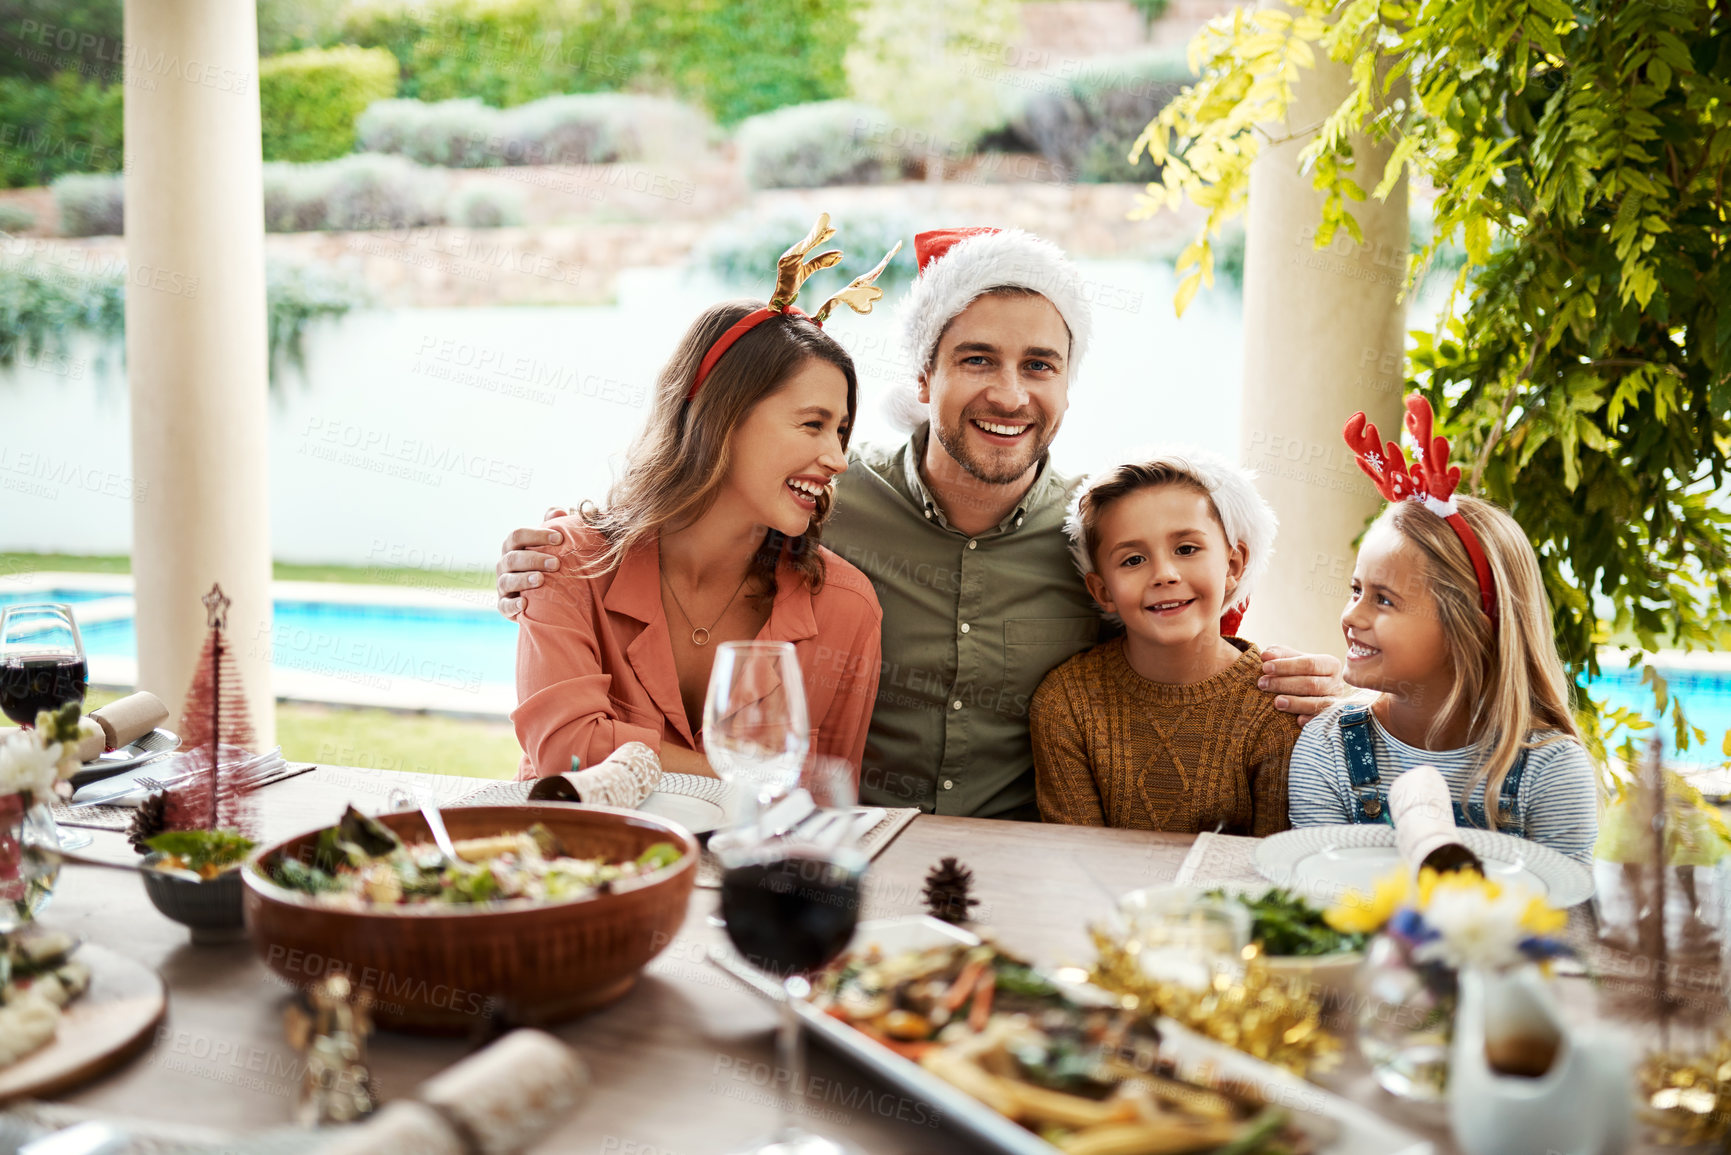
260;45;399;162
0;72;123;188
340;0;852;126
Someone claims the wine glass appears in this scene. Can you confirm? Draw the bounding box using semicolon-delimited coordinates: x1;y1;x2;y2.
1;604;88;728
1;605;94;852
701;640;810;818
716;756;867;1155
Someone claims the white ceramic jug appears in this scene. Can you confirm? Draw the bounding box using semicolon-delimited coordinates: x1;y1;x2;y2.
1448;966;1634;1155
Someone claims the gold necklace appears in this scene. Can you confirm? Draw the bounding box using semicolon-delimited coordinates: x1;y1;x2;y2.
661;567;753;646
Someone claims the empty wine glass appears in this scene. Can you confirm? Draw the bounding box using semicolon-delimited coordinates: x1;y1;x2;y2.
715;756;866;1155
701;640;810;817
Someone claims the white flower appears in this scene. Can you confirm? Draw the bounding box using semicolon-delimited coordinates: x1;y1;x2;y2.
1412;886;1533;972
0;731;62;800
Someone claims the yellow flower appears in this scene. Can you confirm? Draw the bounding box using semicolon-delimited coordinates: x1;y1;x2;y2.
1520;894;1567;935
1327;870;1409;933
1416;866;1501;910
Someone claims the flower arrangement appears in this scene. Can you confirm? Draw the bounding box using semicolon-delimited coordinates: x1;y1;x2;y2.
1326;867;1571;972
0;704;83;805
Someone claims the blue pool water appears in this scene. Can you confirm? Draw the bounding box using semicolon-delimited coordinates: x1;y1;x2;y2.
0;589;122;610
76;598;518;688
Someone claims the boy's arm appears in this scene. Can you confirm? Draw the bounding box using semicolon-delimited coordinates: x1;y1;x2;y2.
1031;675;1107;826
1247;713;1302;836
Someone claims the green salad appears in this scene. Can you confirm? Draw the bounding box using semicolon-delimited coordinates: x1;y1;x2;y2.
1208;888;1367;957
266;805;682;908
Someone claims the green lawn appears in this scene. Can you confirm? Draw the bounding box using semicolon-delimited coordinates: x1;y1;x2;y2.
45;690;518;781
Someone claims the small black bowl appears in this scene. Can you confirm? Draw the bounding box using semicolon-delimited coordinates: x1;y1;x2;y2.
140;854;246;944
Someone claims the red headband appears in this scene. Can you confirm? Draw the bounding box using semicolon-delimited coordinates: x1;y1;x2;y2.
1343;396;1499;628
687;306;814;401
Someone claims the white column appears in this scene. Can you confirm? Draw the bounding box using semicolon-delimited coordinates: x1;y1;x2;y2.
1238;49;1407;659
124;1;274;743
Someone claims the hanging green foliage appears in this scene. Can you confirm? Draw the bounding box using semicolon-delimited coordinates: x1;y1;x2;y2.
0;253;368;384
1135;0;1731;763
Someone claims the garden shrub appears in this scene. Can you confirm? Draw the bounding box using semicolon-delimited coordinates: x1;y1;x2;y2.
260;45;399;162
55;157;448;235
700;207;918;298
1012;50;1190;182
736;101;901;189
51;171;122;235
446;183;524;228
0;202;36;232
356;93;709;167
0;72;124;188
263;155;446;232
339;0;852;124
643;0;855;126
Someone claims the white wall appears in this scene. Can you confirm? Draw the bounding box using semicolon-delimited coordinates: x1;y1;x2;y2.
1;261;1245;571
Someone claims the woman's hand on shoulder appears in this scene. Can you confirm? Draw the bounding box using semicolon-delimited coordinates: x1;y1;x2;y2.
497;507;571;618
1257;644;1346;720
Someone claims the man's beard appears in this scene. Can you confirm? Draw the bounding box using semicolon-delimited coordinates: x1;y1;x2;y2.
932;411;1053;486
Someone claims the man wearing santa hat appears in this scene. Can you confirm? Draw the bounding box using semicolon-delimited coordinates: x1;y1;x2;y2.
495;225;1341;820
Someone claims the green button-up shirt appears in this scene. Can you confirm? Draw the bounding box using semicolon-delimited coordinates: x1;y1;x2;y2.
825;425;1104;818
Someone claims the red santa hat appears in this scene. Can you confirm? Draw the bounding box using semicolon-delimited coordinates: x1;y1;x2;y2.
886;226;1094;430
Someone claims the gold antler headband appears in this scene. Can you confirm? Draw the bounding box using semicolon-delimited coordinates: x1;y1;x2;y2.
688;214;901;401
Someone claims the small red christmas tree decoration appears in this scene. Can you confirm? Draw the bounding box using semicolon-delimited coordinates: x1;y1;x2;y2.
162;584;259;838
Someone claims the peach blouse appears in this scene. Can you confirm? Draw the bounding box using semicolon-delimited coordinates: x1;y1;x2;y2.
513;520;883;780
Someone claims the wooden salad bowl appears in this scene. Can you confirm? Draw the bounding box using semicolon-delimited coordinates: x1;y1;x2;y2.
243;804;698;1032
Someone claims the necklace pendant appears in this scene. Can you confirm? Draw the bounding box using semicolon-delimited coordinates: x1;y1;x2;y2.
691;627;710;646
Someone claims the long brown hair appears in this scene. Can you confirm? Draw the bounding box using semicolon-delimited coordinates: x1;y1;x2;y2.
579;299;858;597
1382;495;1581;827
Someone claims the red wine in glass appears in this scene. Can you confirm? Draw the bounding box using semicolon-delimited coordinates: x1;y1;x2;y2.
720;848;864;978
0;656;89;727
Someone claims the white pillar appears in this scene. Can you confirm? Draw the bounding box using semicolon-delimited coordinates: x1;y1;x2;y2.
124;1;274;744
1238;49;1407;659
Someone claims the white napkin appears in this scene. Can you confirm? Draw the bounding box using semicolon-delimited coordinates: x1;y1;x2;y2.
527;741;662;808
1390;765;1463;869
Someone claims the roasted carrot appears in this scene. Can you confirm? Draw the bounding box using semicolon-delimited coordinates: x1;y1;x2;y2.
942;957;989;1013
968;972;995;1032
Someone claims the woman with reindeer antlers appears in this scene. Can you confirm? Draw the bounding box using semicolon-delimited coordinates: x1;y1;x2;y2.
511;216;896;782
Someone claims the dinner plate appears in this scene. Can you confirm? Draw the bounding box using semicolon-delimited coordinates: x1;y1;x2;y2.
638;773;736;834
711;917;1434;1155
1255;824;1595;908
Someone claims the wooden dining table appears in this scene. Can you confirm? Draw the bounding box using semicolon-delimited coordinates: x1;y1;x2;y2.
27;764;1663;1154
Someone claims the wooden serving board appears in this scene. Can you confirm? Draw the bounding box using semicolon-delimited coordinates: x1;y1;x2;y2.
0;942;166;1102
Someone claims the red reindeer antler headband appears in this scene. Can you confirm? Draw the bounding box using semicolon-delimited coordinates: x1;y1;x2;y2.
687;214;901;401
1343;396;1499;628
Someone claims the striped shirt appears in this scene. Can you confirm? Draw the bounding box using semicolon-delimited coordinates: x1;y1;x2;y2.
1288;701;1599;864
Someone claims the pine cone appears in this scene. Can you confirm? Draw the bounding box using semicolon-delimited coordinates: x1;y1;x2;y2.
923;856;979;924
127;790;170;855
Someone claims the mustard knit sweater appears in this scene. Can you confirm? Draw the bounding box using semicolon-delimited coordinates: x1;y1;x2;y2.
1030;636;1300;834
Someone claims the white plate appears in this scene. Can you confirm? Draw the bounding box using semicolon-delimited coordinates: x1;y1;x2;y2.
638;773;736;834
1255;825;1594;908
711;916;1433;1155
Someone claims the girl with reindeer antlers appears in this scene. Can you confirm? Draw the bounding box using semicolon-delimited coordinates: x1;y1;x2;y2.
512;215;898;782
1286;396;1598;863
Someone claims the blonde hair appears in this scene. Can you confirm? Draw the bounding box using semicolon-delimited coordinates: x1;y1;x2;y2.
1380;495;1580;827
579;299;858;596
1063;447;1277;624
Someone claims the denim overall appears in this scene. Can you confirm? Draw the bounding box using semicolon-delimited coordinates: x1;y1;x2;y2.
1339;705;1526;831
